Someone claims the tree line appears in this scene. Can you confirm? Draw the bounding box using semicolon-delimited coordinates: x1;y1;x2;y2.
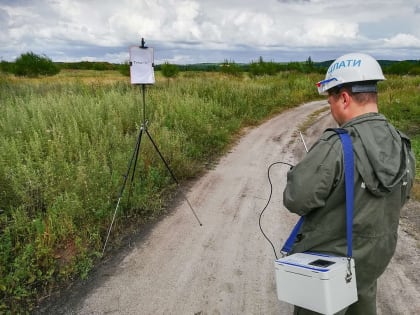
1;51;419;78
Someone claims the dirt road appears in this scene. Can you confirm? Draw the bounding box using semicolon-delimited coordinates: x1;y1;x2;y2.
38;101;419;314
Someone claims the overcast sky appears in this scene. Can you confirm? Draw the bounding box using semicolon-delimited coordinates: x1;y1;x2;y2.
1;0;419;64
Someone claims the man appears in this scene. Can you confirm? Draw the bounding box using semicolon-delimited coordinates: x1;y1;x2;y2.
283;53;416;315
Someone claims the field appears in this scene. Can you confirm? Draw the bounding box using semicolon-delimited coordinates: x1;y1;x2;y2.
0;70;419;312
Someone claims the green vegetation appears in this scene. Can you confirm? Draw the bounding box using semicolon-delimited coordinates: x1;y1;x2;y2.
160;62;180;84
0;70;321;312
58;61;119;71
2;55;419;76
0;68;418;313
381;60;420;75
220;60;243;77
8;52;60;77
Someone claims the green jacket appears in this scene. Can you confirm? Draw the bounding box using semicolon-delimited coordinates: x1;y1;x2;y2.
283;113;415;293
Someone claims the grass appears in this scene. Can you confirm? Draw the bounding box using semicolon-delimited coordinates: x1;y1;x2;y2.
0;70;418;312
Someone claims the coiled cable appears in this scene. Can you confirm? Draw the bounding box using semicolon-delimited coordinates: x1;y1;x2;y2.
258;161;293;260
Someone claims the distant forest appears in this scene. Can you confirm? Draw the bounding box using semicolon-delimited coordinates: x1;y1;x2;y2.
57;59;420;75
1;57;420;76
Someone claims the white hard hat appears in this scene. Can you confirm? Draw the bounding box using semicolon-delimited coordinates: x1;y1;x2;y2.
316;53;386;95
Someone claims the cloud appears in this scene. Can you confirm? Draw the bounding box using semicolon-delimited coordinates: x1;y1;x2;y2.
0;9;10;42
384;33;420;48
0;0;419;63
280;19;360;47
277;0;311;3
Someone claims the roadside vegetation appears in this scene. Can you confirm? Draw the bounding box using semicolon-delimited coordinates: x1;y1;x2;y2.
1;52;60;78
0;56;419;313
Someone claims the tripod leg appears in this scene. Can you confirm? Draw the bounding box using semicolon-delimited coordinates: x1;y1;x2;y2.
145;129;202;226
102;125;144;255
128;126;144;202
145;129;178;183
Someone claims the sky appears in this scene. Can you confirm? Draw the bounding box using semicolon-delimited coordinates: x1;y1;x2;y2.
1;0;419;65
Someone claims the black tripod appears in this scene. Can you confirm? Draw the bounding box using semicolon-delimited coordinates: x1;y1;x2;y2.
102;48;201;256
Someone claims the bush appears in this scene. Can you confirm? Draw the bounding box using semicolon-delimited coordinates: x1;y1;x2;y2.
220;60;243;77
13;52;60;77
161;62;179;85
383;60;420;75
161;62;179;79
1;60;14;73
249;57;279;77
118;61;130;77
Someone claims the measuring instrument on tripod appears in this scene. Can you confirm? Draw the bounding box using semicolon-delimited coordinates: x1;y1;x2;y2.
102;38;202;255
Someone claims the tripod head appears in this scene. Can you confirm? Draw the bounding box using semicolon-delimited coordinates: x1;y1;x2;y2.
140;37;147;49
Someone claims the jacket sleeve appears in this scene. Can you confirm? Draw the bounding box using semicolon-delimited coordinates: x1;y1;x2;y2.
283;136;343;216
400;131;416;206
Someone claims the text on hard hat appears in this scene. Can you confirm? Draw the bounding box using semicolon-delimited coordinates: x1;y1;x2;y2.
328;59;362;74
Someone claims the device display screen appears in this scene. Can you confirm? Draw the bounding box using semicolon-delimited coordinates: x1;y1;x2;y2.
309;259;336;268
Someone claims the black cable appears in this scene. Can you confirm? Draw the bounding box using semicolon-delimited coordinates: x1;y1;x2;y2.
258;161;293;260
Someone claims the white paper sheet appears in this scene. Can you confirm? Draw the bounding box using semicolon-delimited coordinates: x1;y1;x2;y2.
129;46;155;84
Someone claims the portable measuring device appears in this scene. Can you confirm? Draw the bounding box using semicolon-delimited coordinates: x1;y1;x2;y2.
275;253;357;314
275;129;358;314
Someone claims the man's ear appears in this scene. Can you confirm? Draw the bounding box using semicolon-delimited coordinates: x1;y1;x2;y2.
341;91;352;109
